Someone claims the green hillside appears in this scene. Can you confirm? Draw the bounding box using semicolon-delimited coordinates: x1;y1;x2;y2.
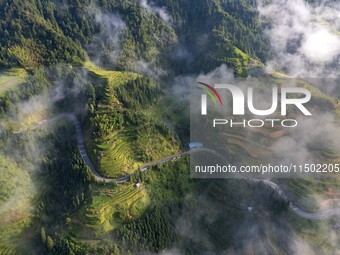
0;155;32;255
0;68;27;95
69;182;147;239
86;68;180;178
0;0;268;76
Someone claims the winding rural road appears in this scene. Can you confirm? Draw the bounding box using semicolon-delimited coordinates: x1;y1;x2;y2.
13;113;340;220
256;179;340;219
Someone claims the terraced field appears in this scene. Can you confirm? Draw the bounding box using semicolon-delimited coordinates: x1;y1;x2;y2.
84;61;140;85
87;65;140;88
95;131;138;177
69;183;148;239
85;67;180;178
85;69;141;177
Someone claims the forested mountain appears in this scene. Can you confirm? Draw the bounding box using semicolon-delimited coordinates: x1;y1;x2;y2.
0;0;87;67
0;0;268;75
0;0;175;69
155;0;270;74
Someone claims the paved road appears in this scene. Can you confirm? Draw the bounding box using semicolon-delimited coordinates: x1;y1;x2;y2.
64;114;118;183
16;113;189;183
14;113;340;219
289;204;340;219
66;112;193;183
253;179;340;219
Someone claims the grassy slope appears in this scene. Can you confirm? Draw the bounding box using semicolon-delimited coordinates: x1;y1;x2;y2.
0;69;33;254
0;67;55;132
0;68;27;95
0;156;32;255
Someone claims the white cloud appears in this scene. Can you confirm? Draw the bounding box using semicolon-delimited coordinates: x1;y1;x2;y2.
86;5;127;67
258;0;340;77
132;60;167;79
301;29;340;62
140;0;172;23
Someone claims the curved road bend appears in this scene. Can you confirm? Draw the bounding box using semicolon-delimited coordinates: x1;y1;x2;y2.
13;113;340;219
66;113;189;183
64;114;117;183
252;179;340;219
